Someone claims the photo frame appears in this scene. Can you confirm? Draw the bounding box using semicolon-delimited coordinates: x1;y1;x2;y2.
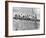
5;1;45;37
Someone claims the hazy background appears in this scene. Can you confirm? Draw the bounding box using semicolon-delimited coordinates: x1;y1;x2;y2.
13;7;40;19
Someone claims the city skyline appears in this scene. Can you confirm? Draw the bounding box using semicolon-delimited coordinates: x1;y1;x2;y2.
13;7;40;19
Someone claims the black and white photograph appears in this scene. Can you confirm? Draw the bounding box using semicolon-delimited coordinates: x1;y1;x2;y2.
13;7;40;31
5;1;45;37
